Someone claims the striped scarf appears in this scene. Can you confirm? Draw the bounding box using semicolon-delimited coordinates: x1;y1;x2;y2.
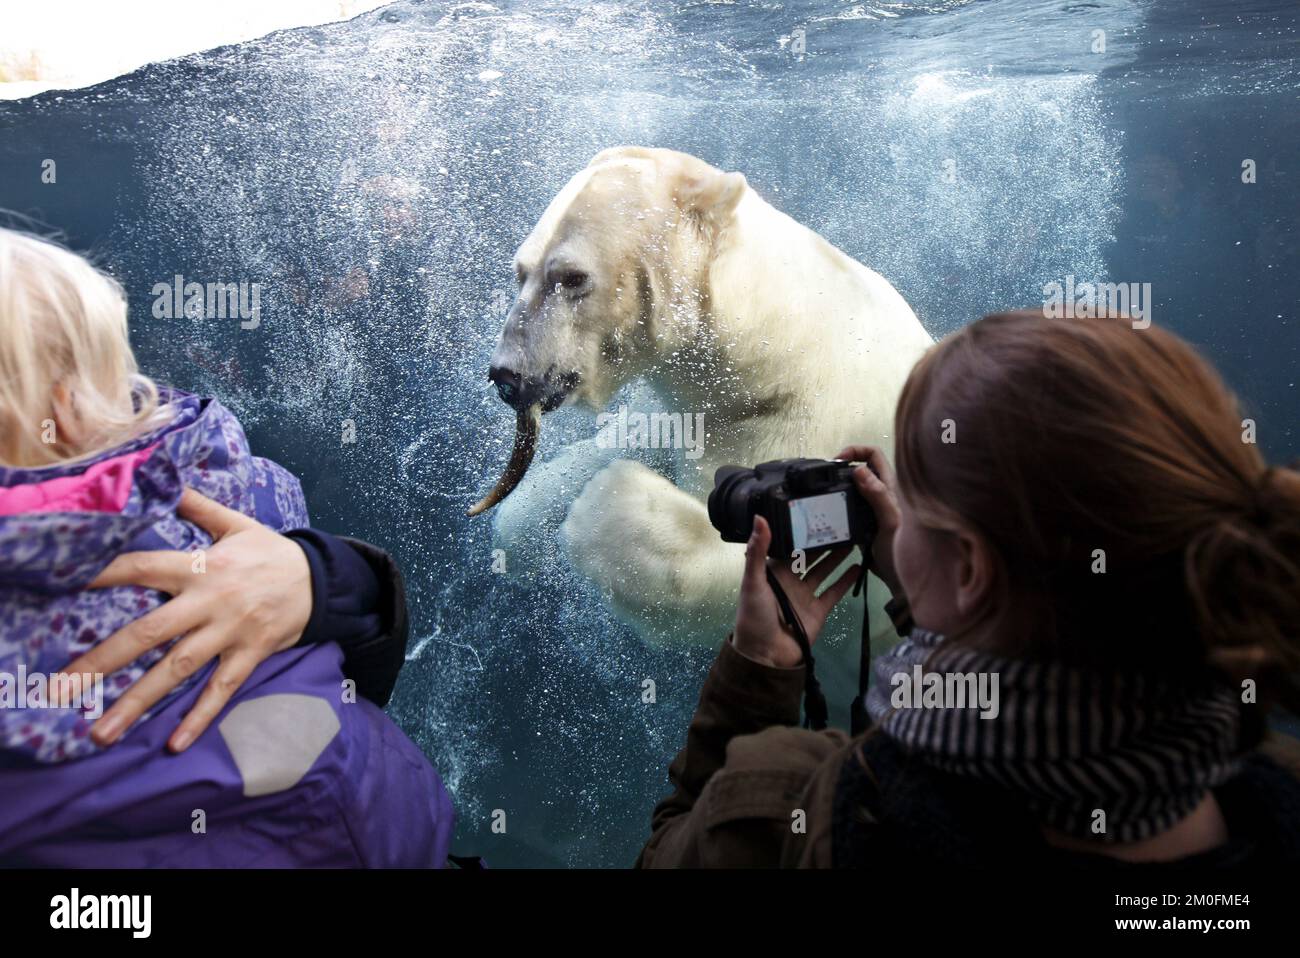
864;628;1244;843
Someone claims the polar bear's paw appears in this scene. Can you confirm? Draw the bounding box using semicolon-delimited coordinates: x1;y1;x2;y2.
561;460;660;589
560;460;703;597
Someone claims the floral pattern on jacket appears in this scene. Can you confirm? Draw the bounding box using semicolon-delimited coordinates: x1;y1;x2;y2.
0;389;308;763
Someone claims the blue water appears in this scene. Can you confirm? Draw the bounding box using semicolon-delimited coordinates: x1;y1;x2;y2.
1;0;1297;866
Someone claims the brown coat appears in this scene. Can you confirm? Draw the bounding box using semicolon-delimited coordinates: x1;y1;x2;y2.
635;638;1300;869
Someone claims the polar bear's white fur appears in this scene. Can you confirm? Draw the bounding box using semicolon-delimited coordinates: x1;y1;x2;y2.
485;147;932;715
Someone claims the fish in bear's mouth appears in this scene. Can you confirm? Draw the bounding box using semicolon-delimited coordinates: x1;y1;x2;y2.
466;369;580;517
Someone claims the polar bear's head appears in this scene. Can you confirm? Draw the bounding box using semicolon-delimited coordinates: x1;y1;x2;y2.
470;147;747;515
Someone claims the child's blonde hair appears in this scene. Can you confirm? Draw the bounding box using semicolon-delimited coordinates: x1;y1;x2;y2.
0;227;167;468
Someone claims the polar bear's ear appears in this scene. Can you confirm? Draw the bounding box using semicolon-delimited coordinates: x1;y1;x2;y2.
587;145;663;167
676;169;748;235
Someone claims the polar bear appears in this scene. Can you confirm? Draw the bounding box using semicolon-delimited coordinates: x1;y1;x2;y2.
472;146;932;716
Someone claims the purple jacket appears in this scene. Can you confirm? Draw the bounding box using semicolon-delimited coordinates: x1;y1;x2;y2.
0;391;453;866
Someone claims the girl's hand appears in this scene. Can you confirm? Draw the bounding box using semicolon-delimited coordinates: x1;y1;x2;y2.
732;515;861;669
59;489;313;753
835;445;903;597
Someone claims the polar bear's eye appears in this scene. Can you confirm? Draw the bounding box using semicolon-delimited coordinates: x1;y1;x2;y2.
554;270;588;292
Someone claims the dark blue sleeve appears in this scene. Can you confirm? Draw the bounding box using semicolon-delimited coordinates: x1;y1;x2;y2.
284;529;410;707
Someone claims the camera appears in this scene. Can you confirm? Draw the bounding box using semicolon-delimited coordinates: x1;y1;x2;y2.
707;458;876;560
708;457;880;733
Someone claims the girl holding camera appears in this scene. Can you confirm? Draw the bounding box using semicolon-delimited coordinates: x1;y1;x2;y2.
638;309;1300;870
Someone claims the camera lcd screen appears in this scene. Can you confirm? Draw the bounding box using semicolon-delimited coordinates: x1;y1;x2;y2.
789;491;851;551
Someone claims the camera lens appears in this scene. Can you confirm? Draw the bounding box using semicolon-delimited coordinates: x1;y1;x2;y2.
707;466;758;542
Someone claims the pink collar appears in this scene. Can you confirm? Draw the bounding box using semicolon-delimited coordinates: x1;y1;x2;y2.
0;444;160;516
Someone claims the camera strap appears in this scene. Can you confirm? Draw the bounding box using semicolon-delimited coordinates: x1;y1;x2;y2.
850;564;871;737
765;561;873;735
764;567;829;731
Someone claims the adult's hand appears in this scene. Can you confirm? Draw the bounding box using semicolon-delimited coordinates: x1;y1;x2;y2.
59;489;312;753
732;516;860;668
835;444;903;596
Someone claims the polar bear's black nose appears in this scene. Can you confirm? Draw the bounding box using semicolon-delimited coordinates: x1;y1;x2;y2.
488;365;538;410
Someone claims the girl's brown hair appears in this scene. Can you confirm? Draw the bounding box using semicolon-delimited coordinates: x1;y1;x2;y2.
894;309;1300;720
